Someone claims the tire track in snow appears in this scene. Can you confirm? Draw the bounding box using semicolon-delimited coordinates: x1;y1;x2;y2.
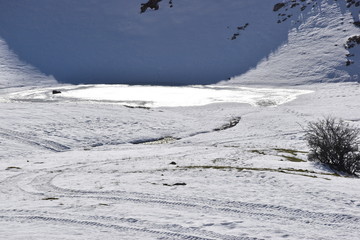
0;127;70;152
66;193;360;226
0;215;218;240
3;152;359;238
27;171;360;228
0;173;253;240
0;210;254;240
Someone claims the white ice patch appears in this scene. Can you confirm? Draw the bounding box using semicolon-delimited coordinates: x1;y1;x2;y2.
2;84;312;107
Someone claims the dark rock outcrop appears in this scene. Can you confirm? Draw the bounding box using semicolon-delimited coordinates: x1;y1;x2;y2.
140;0;162;13
273;3;286;12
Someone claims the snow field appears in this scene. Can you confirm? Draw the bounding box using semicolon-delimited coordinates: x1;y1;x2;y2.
0;82;359;239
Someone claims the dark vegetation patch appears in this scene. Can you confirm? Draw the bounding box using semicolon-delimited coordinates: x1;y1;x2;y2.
279;155;306;162
249;148;307;162
178;165;339;179
305;117;360;176
274;148;307;162
98;203;110;206
273;148;308;155
250;150;266;155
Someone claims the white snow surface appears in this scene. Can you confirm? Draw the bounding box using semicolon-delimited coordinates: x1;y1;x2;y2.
0;0;360;239
0;82;360;240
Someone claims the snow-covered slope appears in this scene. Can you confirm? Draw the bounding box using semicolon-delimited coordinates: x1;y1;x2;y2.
0;82;360;240
1;2;360;239
225;0;360;86
0;0;359;86
0;38;56;89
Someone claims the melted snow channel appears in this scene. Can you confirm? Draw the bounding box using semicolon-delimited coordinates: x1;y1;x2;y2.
5;85;312;107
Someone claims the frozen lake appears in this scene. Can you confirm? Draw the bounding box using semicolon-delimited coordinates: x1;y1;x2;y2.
2;84;312;108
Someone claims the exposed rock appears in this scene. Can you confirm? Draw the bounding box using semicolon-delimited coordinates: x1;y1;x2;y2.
354;21;360;27
231;33;240;40
230;23;249;40
345;35;360;49
346;59;354;66
345;35;360;66
140;0;162;13
273;3;286;12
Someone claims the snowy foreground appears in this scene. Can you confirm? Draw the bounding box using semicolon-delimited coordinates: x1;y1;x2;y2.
0;83;359;240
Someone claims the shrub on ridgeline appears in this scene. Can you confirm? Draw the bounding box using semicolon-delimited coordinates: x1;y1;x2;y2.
305;117;360;175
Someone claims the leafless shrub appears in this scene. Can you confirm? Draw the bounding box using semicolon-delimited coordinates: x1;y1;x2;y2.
305;117;360;175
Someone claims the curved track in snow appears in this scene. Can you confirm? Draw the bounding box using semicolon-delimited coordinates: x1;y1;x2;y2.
1;148;359;239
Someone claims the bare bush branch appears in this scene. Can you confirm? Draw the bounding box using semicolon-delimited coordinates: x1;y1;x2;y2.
305;117;360;175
